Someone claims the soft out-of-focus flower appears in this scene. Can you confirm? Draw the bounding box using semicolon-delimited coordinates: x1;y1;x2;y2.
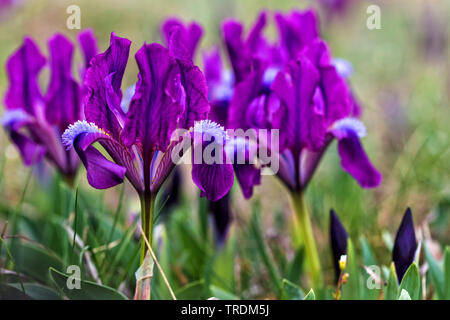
3;31;97;184
329;209;349;280
393;208;417;282
161;17;203;61
215;9;381;197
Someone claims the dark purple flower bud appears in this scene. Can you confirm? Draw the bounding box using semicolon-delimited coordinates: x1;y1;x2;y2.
329;209;348;280
393;208;417;282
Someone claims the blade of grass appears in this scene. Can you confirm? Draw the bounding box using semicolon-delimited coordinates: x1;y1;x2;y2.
249;203;282;298
71;188;79;264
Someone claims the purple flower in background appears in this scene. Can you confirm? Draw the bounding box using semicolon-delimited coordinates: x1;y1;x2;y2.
329;209;348;280
2;31;97;184
221;9;381;196
211;8;382;286
393;208;417;282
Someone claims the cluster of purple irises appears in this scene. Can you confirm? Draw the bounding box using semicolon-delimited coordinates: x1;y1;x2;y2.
2;8;417;285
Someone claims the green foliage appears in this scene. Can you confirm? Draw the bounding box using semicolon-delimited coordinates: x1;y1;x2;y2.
49;268;127;300
398;263;420;300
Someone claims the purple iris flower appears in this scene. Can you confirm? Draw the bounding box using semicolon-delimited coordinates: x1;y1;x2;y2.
221;9;382;196
329;209;348;280
2;31;97;185
62;32;233;236
393;208;417;282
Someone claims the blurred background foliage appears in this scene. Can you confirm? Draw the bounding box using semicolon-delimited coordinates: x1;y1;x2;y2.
0;0;449;299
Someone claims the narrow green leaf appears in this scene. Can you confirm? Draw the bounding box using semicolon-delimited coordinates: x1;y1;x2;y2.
286;246;304;284
281;279;304;300
341;240;362;300
249;206;282;298
303;288;315;300
384;263;399;300
398;263;420;300
210;285;238;300
8;283;60;300
11;242;63;284
49;268;127;300
175;280;205;300
444;246;450;299
423;243;445;299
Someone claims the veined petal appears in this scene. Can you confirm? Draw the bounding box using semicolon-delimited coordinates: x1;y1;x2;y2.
62;120;126;189
330;118;382;188
122;43;185;153
175;59;210;130
75;142;126;189
393;208;417;282
84;33;131;138
45;34;82;131
5;37;45;116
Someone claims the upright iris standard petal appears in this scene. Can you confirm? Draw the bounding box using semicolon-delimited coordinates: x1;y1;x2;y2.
45;34;82;131
271;56;325;152
77;29;99;70
191;120;234;201
393;208;417;282
4;37;45;115
167;28;210;129
84;33;131;138
275;9;319;60
330;118;382;188
162;18;203;60
329;209;349;280
122;43;185;153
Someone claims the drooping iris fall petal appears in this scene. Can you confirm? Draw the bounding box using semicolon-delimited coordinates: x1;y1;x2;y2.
330;118;382;188
191;121;234;202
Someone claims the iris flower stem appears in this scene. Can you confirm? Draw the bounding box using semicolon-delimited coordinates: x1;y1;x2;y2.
140;192;155;262
290;191;322;289
135;191;156;300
